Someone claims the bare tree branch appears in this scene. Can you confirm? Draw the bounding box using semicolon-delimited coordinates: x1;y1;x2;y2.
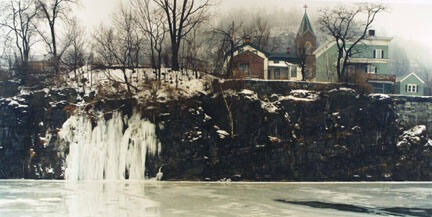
319;3;385;81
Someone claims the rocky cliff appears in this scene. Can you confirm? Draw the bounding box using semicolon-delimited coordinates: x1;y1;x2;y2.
0;82;431;181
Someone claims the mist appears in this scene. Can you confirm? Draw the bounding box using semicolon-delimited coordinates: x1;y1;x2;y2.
71;0;432;69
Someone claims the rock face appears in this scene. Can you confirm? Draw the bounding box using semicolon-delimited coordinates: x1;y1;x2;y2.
0;88;78;179
394;125;432;180
147;89;405;181
0;86;431;181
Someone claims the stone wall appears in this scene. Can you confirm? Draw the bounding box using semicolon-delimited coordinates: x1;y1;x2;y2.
223;80;432;135
222;79;354;98
392;95;432;135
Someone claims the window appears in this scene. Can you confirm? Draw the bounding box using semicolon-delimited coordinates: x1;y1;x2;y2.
239;63;249;74
406;84;418;93
305;42;312;55
291;66;297;78
274;69;280;79
374;49;384;59
366;65;377;74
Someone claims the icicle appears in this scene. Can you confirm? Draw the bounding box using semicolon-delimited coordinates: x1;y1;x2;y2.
59;111;161;181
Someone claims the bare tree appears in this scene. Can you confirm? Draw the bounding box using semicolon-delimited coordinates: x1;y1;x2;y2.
132;0;167;80
63;17;86;89
294;50;307;82
216;82;234;137
211;21;244;77
184;27;207;78
319;3;385;81
36;0;77;73
93;6;142;96
0;0;38;74
243;15;271;50
153;0;211;71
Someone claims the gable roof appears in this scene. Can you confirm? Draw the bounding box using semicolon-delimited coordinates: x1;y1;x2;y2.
397;72;425;84
298;11;315;36
231;42;300;63
234;43;269;56
314;36;393;58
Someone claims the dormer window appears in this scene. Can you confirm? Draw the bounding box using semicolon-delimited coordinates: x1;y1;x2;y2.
374;49;384;59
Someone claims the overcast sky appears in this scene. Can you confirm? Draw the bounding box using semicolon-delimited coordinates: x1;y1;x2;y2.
70;0;432;65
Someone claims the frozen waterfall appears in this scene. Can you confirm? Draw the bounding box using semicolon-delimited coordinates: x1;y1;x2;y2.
59;111;161;181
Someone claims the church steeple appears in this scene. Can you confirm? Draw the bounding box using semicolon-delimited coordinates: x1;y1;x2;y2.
295;4;317;80
298;5;315;36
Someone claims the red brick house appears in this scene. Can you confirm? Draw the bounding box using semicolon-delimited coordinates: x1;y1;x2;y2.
228;9;316;81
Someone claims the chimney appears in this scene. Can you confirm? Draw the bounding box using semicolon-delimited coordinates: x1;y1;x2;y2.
368;29;375;37
287;47;291;54
244;36;251;44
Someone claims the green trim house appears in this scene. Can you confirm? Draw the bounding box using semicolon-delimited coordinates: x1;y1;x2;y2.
396;72;425;96
314;31;395;93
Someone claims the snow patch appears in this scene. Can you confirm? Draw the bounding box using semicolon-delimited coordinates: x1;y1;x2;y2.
427;139;432;147
369;94;390;100
239;89;259;101
217;130;230;139
404;125;426;137
268;136;282;143
280;90;319;102
329;87;356;93
397;125;426;147
204;114;212;122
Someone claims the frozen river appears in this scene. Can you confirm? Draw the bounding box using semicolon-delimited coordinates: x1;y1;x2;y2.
0;180;432;217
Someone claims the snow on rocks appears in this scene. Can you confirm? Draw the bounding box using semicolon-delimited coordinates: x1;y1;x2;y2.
237;89;279;113
261;101;279;113
204;114;212;122
397;125;427;149
1;96;28;109
239;89;259;100
329;87;356;94
279;90;319;102
217;130;230;139
426;139;432;147
369;94;390;101
268;136;282;143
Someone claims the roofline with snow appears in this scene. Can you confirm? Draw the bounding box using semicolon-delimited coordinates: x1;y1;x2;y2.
398;72;425;84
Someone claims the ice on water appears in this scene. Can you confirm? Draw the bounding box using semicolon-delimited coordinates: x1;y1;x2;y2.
0;181;432;217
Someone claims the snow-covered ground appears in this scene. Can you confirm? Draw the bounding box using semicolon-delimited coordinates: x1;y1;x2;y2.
65;66;216;102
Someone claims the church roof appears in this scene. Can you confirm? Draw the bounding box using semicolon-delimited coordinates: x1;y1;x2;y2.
298;11;315;36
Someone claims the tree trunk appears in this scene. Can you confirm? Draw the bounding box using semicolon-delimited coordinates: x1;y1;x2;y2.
122;68;132;95
171;44;180;71
50;23;59;74
301;66;306;81
157;50;162;80
336;52;342;81
229;40;234;77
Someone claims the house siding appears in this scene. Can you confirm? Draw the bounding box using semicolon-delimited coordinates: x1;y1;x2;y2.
315;41;391;82
233;51;265;79
316;44;338;82
398;75;424;96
